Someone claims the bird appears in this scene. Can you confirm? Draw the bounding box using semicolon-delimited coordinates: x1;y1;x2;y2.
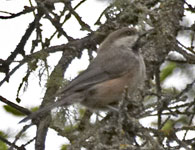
20;27;146;123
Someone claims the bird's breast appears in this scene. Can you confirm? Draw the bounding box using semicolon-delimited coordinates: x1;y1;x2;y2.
81;69;140;110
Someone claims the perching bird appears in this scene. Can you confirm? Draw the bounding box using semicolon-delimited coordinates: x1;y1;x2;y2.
20;27;146;123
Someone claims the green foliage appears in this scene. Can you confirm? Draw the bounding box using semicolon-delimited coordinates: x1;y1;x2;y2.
160;117;189;137
61;144;69;150
0;141;7;150
160;62;177;82
30;106;39;112
3;104;39;117
160;119;175;136
0;131;7;138
78;108;86;118
64;124;78;133
3;105;25;116
0;131;8;150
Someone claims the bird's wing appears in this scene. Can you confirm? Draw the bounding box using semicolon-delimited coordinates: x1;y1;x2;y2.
61;45;138;93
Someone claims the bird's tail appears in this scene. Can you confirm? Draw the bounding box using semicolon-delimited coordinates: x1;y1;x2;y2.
19;93;83;123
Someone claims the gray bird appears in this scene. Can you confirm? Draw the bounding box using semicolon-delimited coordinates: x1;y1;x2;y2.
20;27;146;123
